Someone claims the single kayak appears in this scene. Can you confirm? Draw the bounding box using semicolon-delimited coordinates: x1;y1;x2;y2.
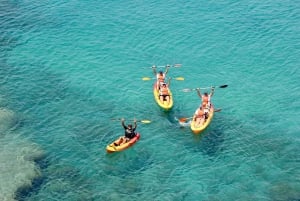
106;133;140;153
153;83;173;111
190;105;214;134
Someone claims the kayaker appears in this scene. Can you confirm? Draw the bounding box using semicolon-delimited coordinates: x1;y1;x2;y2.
194;106;205;127
159;78;171;104
115;118;137;146
196;87;215;108
202;102;210;120
177;117;191;128
152;65;170;90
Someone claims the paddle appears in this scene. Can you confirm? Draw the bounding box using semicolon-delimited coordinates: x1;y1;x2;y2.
111;118;151;124
156;64;182;68
143;64;181;69
142;77;184;81
178;108;222;122
181;84;228;92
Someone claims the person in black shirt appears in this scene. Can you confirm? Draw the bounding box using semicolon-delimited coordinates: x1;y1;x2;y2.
114;118;137;146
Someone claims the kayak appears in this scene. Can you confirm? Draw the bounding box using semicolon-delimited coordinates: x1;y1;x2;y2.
153;83;173;111
106;133;140;153
190;105;214;134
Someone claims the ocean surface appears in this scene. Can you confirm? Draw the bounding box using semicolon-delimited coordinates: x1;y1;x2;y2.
0;0;299;200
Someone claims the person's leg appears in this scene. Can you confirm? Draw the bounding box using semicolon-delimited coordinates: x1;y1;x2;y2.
166;95;170;104
195;117;200;127
199;117;205;125
160;95;164;102
119;137;126;145
114;137;122;146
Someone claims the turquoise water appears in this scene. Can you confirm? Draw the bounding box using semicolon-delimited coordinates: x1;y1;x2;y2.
0;0;299;200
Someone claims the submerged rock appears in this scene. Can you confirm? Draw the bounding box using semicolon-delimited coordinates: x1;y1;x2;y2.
0;108;17;133
0;136;45;201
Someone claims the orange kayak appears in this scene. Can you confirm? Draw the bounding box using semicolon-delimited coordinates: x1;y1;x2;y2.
106;133;140;153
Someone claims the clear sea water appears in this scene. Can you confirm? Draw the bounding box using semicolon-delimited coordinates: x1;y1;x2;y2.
0;0;299;200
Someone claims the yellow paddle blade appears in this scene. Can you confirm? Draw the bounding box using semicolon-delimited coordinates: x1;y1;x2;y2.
175;77;184;81
142;77;152;81
140;120;151;123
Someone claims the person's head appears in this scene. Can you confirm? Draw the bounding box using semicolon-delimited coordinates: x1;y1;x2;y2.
159;71;163;75
204;92;208;96
162;83;167;87
128;124;132;129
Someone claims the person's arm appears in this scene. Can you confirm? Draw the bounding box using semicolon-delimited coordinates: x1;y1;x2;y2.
167;77;171;87
210;87;215;97
133;119;137;130
152;65;157;76
196;88;202;98
121;118;127;129
165;64;170;75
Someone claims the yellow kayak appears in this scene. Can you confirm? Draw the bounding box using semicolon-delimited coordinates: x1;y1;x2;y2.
153;83;173;111
106;133;140;153
190;105;214;134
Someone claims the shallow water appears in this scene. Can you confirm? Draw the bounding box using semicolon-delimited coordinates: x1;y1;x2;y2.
0;0;299;200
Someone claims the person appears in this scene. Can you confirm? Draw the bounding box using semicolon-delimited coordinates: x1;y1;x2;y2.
202;102;210;120
152;64;170;90
196;86;215;108
159;78;171;104
194;106;205;127
114;118;137;146
178;118;191;127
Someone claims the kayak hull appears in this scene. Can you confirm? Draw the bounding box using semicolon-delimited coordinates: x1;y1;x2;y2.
153;83;173;111
106;133;140;153
190;105;214;134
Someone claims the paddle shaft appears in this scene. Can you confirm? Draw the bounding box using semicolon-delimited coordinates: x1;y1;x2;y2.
142;77;184;81
156;64;182;68
111;118;151;123
182;84;228;92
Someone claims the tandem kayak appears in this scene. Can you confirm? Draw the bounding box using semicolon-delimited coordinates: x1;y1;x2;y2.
190;105;214;134
153;83;173;111
106;133;140;153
